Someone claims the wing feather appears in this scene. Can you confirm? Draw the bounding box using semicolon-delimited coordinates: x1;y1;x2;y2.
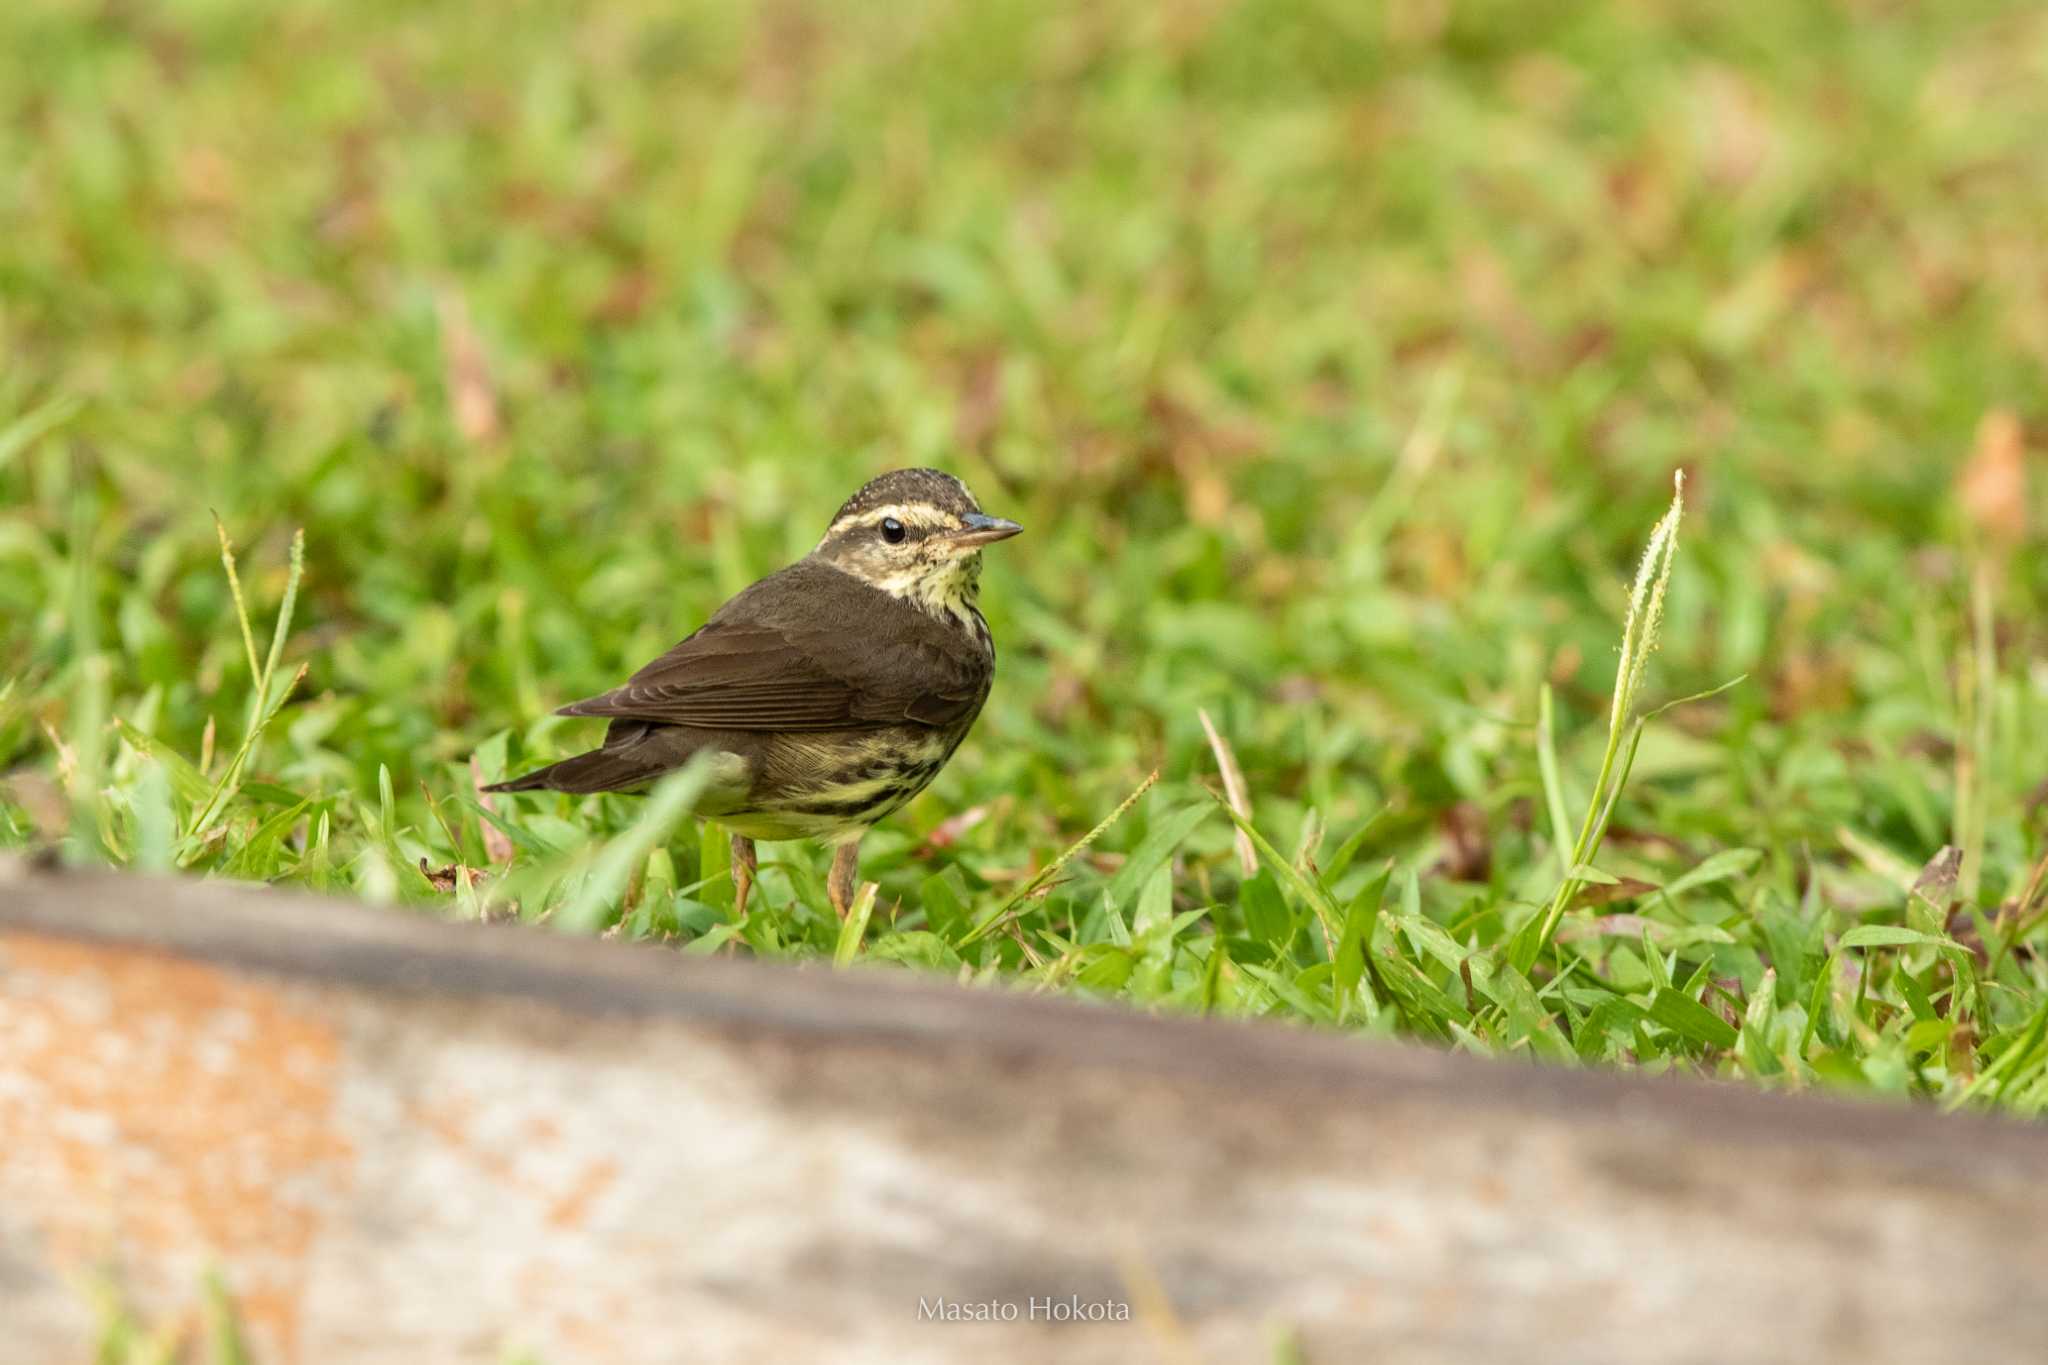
556;616;981;732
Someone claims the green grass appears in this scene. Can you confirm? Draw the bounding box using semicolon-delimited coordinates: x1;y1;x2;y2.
6;0;2048;1113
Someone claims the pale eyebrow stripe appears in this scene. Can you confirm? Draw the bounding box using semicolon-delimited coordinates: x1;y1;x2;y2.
829;504;957;533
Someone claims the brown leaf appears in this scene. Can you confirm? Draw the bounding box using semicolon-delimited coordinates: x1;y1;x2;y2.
38;720;77;791
1768;648;1857;720
1711;976;1745;1034
1694;67;1776;190
1556;912;1669;943
915;802;993;857
1601;824;1696;859
437;292;501;444
1431;800;1491;883
1910;845;1962;912
1569;877;1662;910
470;756;514;865
1958;408;2026;546
1946;905;1990;966
3;772;67;843
593;268;657;326
418;858;483;894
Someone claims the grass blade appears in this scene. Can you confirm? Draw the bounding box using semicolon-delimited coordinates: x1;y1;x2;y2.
557;758;717;934
835;882;879;965
1198;708;1258;877
960;769;1159;946
1510;472;1686;972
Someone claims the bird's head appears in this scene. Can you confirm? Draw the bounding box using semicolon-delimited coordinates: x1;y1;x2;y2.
810;468;1022;616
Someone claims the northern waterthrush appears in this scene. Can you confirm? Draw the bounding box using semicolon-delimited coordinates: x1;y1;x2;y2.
485;468;1021;919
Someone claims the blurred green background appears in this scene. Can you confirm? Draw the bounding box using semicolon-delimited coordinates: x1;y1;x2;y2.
4;0;2047;1104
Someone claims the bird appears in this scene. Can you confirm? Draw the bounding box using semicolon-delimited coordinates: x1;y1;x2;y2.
484;468;1022;921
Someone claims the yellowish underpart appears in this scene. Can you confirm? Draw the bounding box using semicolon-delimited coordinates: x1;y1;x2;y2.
703;732;955;844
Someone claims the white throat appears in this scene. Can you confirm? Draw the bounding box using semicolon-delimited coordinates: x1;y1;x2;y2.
867;554;983;634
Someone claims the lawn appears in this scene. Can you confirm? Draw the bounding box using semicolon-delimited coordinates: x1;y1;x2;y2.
5;0;2048;1114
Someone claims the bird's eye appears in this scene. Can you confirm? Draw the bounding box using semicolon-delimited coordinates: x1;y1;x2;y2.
881;517;906;544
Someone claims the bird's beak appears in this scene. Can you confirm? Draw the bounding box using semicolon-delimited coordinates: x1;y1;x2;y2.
943;513;1024;549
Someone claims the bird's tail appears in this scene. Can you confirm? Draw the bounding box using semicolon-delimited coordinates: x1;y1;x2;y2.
482;747;661;795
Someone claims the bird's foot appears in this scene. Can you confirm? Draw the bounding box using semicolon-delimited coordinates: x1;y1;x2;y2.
828;840;862;919
730;833;758;921
737;826;770;957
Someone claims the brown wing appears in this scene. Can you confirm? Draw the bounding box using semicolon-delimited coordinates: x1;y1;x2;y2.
555;566;988;733
554;623;869;730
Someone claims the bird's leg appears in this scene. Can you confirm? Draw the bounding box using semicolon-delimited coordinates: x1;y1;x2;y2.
828;838;862;919
730;834;758;922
